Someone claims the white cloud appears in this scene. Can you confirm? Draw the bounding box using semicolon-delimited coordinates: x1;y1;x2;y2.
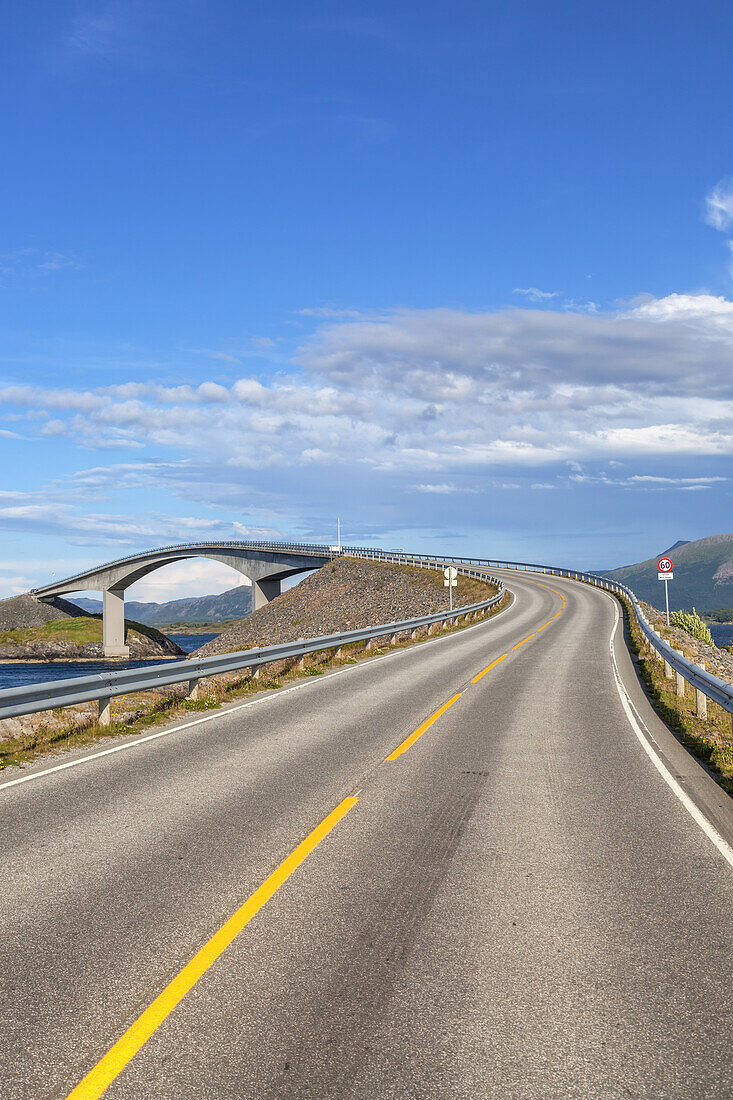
296;306;365;318
1;293;733;572
2;297;733;476
628;475;726;485
409;482;478;494
704;178;733;231
513;287;560;301
0;248;82;282
629;292;733;324
0;488;278;549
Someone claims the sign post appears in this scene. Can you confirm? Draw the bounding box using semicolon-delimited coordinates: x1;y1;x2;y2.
657;558;673;626
444;566;458;612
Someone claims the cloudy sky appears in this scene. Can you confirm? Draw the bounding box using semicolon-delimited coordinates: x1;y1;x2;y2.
1;1;732;601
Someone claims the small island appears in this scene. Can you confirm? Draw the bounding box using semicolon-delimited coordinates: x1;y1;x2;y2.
0;593;184;661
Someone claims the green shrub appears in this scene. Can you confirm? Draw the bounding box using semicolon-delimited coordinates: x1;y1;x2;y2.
669;607;715;647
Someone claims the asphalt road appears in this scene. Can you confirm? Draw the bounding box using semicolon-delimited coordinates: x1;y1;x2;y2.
1;573;732;1099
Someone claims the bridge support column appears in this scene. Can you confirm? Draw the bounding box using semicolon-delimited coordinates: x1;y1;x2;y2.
252;577;282;611
103;588;130;658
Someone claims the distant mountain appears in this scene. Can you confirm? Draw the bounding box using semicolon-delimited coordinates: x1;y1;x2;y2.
73;584;253;626
604;534;733;611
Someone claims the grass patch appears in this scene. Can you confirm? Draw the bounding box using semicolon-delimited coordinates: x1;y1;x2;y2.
0;615;172;650
182;697;222;711
0;618;104;646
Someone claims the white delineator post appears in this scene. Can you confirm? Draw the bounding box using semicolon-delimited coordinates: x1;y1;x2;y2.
665;577;670;627
444;566;457;614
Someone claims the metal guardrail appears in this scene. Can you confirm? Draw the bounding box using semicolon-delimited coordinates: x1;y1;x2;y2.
9;540;733;727
0;565;505;722
346;548;733;719
620;587;733;716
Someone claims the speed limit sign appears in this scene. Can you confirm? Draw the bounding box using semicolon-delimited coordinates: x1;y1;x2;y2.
657;557;673;625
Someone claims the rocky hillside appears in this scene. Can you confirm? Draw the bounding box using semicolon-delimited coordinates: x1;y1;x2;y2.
195;557;497;657
605;534;733;612
74;584;253;626
0;593;184;660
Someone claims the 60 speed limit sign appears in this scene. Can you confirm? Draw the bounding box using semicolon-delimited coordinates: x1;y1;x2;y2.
658;557;673;624
658;558;674;580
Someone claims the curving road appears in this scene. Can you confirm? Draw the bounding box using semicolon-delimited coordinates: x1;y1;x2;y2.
1;573;732;1099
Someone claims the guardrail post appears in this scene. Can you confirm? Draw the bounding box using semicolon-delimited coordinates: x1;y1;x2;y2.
664;656;674;679
695;687;707;719
334;646;342;658
186;678;199;701
389;633;399;645
674;651;685;697
98;696;111;726
411;627;420;640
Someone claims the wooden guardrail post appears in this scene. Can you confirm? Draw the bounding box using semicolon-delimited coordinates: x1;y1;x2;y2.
186;678;199;701
674;650;685;697
98;696;111;726
696;687;707;719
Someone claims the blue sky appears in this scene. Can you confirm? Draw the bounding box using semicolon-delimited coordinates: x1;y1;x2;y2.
2;0;733;601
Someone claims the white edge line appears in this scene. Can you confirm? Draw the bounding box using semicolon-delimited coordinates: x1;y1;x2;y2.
0;591;516;794
605;592;733;870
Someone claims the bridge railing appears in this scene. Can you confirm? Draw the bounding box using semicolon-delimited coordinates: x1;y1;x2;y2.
0;564;505;724
30;540;337;595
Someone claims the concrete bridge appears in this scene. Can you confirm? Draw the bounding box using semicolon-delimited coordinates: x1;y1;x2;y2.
31;541;336;656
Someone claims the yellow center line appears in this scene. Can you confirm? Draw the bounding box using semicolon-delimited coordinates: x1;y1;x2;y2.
64;796;359;1100
470;653;507;682
512;634;535;649
386;694;462;760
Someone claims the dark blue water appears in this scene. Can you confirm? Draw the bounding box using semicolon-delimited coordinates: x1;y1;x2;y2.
168;633;219;653
710;623;733;648
0;633;220;691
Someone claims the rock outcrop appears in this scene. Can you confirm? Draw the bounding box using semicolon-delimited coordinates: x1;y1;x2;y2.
195;557;496;657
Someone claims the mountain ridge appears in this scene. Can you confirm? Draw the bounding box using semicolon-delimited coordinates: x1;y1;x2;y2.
604;533;733;611
73;584;253;626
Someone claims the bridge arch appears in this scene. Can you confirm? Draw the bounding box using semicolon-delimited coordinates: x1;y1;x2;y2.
31;542;333;656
